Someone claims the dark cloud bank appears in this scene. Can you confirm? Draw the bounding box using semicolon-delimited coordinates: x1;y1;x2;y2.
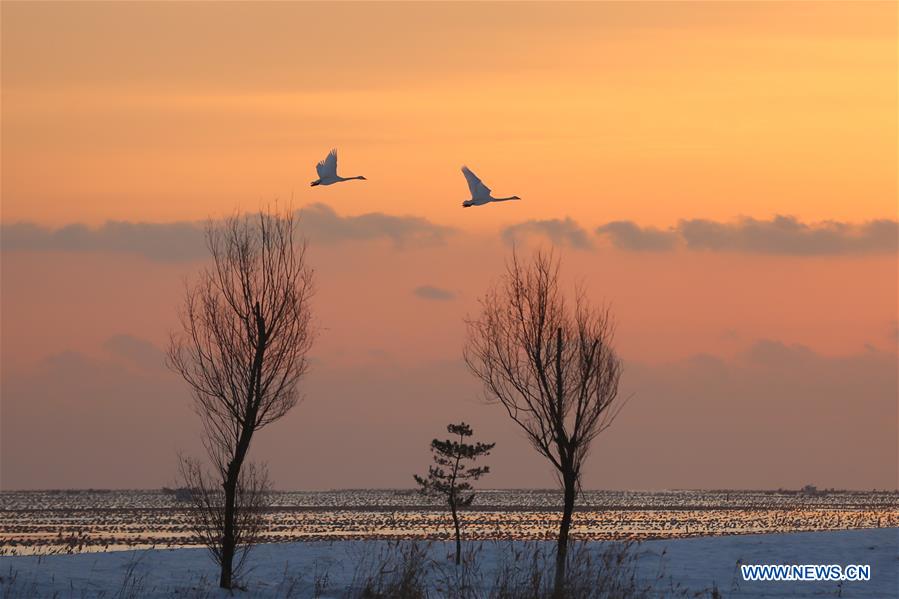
3;336;895;489
1;221;208;262
0;203;452;262
300;203;452;248
3;211;894;260
609;339;897;489
596;216;898;255
502;218;593;250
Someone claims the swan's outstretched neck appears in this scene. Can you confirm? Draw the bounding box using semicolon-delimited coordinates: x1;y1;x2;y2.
346;175;367;181
496;195;521;201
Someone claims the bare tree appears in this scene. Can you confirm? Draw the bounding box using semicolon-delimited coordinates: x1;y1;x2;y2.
414;422;494;565
178;457;271;582
168;209;314;589
463;249;624;597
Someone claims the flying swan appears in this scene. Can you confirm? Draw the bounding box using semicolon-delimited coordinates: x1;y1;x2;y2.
311;149;367;186
460;166;520;207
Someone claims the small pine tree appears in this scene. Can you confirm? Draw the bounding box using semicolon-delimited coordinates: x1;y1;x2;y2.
414;422;495;565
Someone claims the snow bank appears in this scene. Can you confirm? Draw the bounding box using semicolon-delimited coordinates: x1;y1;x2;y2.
0;528;895;598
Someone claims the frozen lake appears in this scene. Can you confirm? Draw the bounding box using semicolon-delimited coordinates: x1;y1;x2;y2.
1;489;896;555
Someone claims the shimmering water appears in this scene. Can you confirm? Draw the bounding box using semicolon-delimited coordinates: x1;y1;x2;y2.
1;489;896;555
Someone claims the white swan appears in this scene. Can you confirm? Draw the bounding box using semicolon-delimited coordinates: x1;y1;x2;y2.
460;166;520;207
311;149;367;186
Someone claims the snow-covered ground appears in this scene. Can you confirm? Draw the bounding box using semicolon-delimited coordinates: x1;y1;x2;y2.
0;528;895;598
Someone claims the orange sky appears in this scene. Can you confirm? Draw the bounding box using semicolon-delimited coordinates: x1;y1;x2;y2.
1;2;896;490
3;2;896;228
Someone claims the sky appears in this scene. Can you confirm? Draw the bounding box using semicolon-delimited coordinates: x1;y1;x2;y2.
1;2;896;491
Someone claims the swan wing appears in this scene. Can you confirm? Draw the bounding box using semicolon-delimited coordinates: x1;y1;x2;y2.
461;166;491;199
316;149;339;179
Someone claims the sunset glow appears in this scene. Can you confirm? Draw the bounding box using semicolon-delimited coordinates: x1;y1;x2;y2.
2;1;896;492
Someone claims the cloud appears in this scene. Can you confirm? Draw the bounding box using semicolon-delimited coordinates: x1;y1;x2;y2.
502;218;592;250
741;338;819;367
1;348;195;489
0;220;207;262
0;204;453;261
5;337;895;490
596;216;899;255
595;221;678;251
412;285;455;301
679;216;898;255
611;339;897;489
103;334;167;372
298;203;453;248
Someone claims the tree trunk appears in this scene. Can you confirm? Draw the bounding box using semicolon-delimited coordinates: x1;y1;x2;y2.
553;472;576;598
219;425;253;589
219;467;238;589
451;501;462;565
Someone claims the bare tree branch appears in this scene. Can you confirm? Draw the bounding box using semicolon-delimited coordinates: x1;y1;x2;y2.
168;208;314;589
463;248;623;596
